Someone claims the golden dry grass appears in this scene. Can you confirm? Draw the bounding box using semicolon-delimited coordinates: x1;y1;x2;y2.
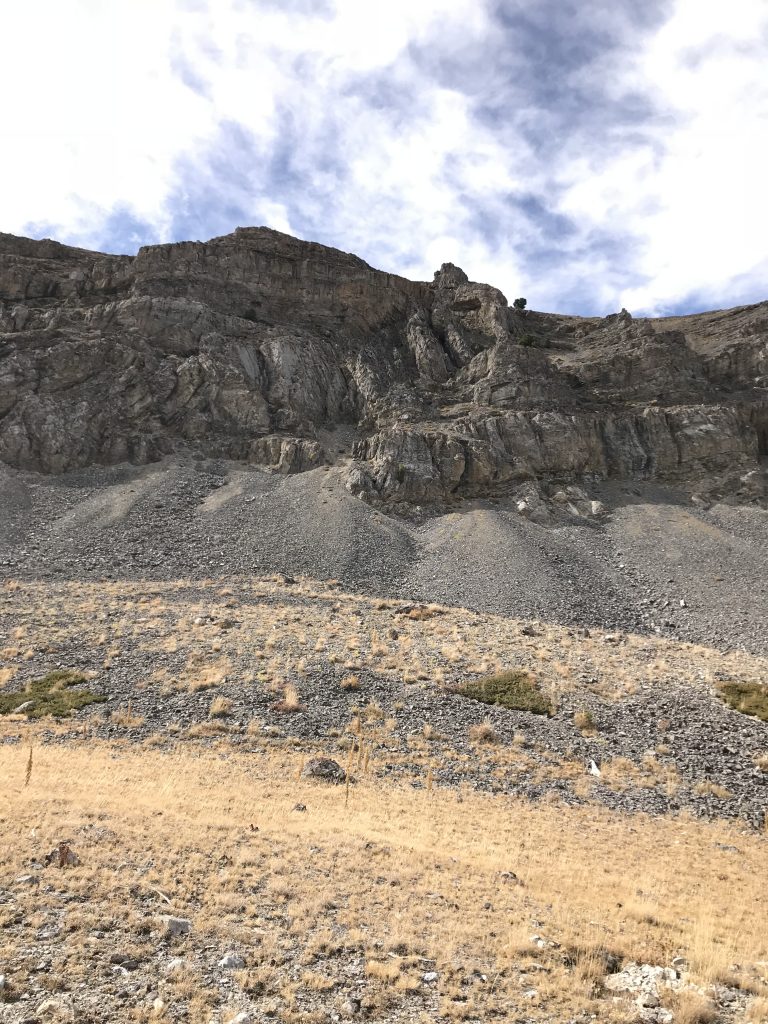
1;736;767;1022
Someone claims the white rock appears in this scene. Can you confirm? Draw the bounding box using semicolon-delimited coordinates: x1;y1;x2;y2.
165;957;185;973
231;1013;254;1024
153;997;165;1012
422;971;438;983
218;952;245;969
638;992;660;1008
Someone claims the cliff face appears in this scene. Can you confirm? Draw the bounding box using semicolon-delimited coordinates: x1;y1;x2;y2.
1;226;766;510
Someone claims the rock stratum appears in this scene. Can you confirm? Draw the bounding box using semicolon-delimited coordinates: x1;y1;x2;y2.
1;226;766;512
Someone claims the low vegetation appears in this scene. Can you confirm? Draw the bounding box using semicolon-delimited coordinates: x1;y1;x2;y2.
719;680;768;722
0;669;104;719
457;669;553;716
468;720;500;744
574;708;597;733
1;739;766;1022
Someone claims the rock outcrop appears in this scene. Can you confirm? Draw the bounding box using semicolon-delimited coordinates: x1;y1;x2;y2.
1;226;766;509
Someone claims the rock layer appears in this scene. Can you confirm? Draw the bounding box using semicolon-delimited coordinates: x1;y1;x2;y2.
1;227;766;507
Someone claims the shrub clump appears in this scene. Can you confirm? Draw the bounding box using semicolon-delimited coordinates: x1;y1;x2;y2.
457;670;552;716
719;681;768;722
0;670;105;719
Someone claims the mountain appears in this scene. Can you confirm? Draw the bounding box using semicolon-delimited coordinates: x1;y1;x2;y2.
1;226;766;513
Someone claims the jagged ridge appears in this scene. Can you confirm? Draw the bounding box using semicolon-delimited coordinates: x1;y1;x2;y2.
1;226;766;512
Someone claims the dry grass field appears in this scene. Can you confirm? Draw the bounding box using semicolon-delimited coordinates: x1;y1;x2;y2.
1;737;768;1023
2;575;768;1021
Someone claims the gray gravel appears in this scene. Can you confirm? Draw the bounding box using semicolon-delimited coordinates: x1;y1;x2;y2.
1;458;766;655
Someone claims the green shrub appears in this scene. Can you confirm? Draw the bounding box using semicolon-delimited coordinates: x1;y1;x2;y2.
519;333;536;347
457;670;552;716
719;681;768;722
513;297;527;311
0;670;105;719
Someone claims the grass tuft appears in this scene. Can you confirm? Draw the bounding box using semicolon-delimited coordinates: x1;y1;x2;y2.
574;709;597;733
209;696;233;718
0;669;105;719
456;669;552;716
468;721;500;744
664;990;718;1024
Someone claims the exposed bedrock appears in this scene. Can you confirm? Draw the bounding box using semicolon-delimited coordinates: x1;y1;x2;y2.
1;227;766;507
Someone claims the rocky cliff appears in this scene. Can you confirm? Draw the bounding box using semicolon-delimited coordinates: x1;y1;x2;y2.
1;227;766;513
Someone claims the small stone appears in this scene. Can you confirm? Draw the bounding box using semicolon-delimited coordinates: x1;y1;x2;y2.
165;957;185;973
422;971;438;983
671;956;688;970
153;997;165;1012
341;996;361;1016
231;1013;254;1024
218;952;245;969
159;915;192;937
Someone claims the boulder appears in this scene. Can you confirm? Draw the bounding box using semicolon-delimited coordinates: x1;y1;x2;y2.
301;757;347;784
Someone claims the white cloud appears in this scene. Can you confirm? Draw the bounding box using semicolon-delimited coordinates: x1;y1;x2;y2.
1;0;766;315
558;0;768;314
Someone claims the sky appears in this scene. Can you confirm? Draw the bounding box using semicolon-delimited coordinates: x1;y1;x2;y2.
1;0;767;316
